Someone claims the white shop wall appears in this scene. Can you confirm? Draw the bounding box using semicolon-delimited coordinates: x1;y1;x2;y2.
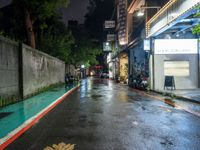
154;54;198;90
153;39;199;90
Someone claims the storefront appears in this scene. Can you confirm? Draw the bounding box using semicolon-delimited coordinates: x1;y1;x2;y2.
146;0;200;91
150;39;199;90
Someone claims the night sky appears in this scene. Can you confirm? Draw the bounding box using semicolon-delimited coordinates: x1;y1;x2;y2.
0;0;12;8
0;0;89;24
60;0;89;25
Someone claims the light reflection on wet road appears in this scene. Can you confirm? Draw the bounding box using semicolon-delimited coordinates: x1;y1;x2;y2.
6;77;200;150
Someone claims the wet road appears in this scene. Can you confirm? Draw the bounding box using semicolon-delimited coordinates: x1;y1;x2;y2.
6;78;200;150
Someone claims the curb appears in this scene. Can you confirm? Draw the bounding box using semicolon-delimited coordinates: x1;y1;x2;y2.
152;90;200;105
132;88;200;118
0;84;80;150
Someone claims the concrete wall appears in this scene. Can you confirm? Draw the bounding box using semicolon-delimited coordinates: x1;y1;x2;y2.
154;54;198;90
129;42;147;77
0;36;19;98
22;44;65;97
65;64;76;76
199;40;200;88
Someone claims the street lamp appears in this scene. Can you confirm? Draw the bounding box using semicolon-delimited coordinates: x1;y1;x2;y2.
136;5;161;19
135;5;161;90
81;65;85;79
137;10;145;17
81;65;85;69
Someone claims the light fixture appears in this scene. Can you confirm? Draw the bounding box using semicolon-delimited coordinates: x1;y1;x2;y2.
137;10;144;17
106;42;109;46
176;33;180;37
81;65;85;69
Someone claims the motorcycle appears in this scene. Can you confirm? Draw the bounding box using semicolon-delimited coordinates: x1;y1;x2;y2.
129;75;148;90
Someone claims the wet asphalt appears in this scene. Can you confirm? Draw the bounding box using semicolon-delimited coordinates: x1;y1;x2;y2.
6;77;200;150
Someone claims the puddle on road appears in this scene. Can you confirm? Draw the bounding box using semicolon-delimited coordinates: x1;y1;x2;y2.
91;94;103;99
79;114;87;121
160;136;174;146
164;98;175;107
0;112;13;119
88;121;99;127
50;89;59;92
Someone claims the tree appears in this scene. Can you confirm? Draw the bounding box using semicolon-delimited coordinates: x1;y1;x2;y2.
37;16;75;63
84;0;115;66
192;5;200;35
12;0;70;48
69;37;102;68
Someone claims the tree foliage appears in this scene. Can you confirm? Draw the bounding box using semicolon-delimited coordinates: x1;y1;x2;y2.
68;22;102;67
37;18;75;63
83;0;115;67
70;39;102;67
192;5;200;35
0;0;76;63
0;0;103;66
11;0;70;48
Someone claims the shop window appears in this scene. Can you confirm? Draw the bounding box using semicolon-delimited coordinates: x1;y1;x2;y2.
164;61;190;77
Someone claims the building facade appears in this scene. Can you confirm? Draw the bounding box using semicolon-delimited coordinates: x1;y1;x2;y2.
146;0;200;91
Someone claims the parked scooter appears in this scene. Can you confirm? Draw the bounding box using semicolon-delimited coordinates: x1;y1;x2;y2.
129;74;148;90
139;76;148;90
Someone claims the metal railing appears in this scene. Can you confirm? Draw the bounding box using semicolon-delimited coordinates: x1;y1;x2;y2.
146;0;200;38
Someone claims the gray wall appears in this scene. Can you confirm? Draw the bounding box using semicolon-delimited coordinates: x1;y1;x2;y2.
154;54;198;90
129;42;147;77
199;41;200;88
65;64;76;76
0;36;19;98
22;44;65;97
0;36;66;100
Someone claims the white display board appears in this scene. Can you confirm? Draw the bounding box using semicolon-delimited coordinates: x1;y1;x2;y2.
144;39;150;51
105;21;115;29
164;61;190;76
154;39;198;54
107;34;116;41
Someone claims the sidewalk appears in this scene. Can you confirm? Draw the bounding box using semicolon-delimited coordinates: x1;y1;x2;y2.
156;89;200;104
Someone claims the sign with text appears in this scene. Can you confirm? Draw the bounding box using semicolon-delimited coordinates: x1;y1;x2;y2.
164;76;175;90
103;42;112;52
118;0;127;45
154;39;198;54
144;39;150;51
164;61;190;76
105;21;115;29
107;34;116;41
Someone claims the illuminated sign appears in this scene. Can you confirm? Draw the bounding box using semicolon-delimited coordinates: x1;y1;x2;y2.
105;21;115;29
118;0;127;45
144;39;150;51
103;42;112;52
154;39;198;54
107;34;116;41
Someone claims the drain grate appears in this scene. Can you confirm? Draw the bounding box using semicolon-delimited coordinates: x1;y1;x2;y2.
0;112;13;120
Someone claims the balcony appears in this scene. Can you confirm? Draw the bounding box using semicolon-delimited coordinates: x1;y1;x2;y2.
146;0;200;38
127;0;145;13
